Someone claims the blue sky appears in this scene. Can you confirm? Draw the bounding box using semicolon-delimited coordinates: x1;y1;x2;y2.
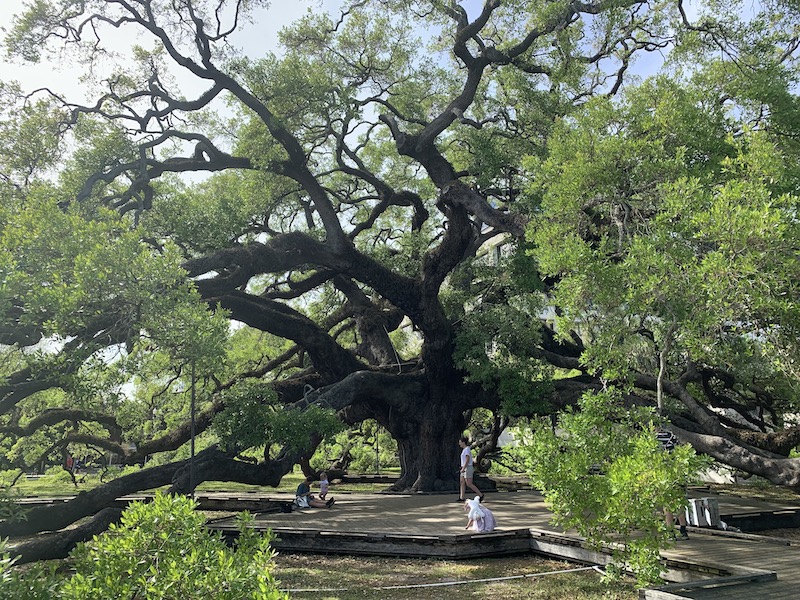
2;0;675;99
1;0;678;126
1;0;337;99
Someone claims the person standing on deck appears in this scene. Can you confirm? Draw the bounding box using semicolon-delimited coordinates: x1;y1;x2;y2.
657;428;689;540
318;471;330;500
457;437;483;502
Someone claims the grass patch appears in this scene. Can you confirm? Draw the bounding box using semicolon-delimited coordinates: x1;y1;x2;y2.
196;473;392;495
6;468;403;498
708;482;800;504
12;473;800;505
272;554;637;599
6;474;93;497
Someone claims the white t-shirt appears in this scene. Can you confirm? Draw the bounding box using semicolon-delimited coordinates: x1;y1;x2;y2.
461;446;472;469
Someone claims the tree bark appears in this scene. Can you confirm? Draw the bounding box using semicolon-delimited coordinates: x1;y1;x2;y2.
0;458;187;538
167;447;301;495
378;383;469;493
0;446;305;539
9;507;123;564
673;425;800;489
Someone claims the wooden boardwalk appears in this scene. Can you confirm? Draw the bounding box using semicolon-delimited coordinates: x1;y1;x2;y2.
653;531;800;599
207;490;800;599
650;495;800;598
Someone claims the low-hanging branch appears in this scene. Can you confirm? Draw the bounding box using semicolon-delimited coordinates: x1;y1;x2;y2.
0;408;123;440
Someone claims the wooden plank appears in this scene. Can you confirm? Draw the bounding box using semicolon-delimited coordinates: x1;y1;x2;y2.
641;590;693;600
655;571;777;593
690;582;796;600
267;532;530;559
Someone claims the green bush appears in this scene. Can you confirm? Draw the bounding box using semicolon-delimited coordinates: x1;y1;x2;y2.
0;538;60;600
41;465;73;483
211;382;276;454
60;492;288;600
519;388;710;586
0;486;28;523
211;380;344;457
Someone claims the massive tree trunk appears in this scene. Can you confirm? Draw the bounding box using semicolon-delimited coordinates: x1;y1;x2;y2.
387;399;467;493
352;372;482;494
299;369;491;493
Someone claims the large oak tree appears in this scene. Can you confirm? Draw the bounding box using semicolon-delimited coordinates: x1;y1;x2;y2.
1;0;799;550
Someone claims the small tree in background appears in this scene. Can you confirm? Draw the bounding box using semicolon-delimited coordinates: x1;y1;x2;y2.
0;486;27;524
518;389;709;586
310;420;399;475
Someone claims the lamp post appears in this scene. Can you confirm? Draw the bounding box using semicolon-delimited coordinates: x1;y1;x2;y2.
189;358;196;500
375;426;380;475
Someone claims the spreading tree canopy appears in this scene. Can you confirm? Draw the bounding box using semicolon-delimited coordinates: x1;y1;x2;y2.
1;0;799;548
529;29;800;485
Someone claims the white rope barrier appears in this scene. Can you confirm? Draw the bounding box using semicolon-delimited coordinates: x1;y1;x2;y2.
282;564;605;593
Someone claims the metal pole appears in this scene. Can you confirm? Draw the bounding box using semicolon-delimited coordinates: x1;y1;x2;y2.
190;358;196;500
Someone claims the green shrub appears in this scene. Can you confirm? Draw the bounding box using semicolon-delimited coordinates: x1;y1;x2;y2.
60;491;288;600
41;465;73;483
0;486;28;523
519;388;710;586
0;538;60;600
211;382;276;454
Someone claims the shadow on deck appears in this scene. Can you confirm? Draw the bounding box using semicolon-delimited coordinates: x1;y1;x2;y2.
204;490;800;599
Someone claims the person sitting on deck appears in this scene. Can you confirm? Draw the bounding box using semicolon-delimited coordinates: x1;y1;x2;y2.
296;476;334;509
464;496;496;532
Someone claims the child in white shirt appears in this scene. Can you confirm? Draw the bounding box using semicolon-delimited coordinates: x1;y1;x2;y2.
318;471;329;500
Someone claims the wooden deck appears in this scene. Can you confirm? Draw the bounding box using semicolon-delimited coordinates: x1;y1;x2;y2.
206;490;800;599
651;530;800;599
